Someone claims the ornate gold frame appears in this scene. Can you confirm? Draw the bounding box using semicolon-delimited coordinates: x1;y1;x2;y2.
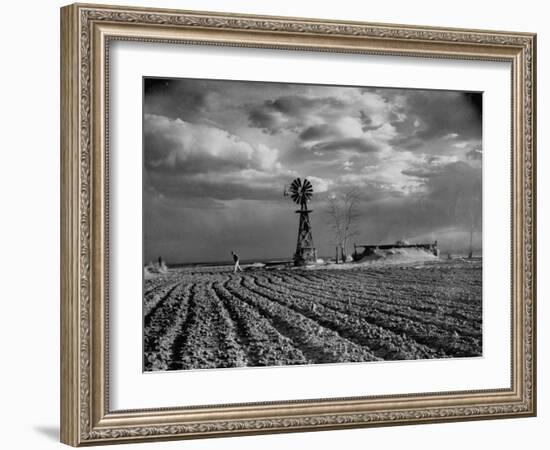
60;3;536;446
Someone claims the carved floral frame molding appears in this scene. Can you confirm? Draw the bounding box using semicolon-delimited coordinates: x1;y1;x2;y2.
60;3;536;446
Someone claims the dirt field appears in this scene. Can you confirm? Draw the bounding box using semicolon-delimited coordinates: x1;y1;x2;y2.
144;258;482;371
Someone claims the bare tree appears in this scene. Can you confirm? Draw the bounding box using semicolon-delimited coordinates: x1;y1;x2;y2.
325;189;361;262
326;196;344;262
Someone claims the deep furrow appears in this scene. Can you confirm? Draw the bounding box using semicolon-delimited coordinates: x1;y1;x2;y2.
144;283;191;371
339;272;482;313
276;273;482;354
225;276;380;364
294;274;478;319
144;273;180;298
268;272;481;337
273;271;468;326
213;279;308;367
253;274;479;357
311;264;482;291
246;274;441;360
290;270;481;317
168;284;200;370
208;282;248;368
144;283;189;353
294;269;482;321
348;266;482;293
144;280;184;326
169;281;245;370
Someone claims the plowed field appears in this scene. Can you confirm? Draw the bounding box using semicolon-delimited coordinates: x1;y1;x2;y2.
144;259;482;371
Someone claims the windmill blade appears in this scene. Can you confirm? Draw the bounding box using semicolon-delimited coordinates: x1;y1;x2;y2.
287;177;314;205
292;178;302;190
290;178;303;197
303;182;313;197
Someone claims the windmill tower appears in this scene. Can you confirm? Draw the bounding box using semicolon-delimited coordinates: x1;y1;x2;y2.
285;178;317;266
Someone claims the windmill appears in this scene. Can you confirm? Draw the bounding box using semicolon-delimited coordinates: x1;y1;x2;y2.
285;178;317;266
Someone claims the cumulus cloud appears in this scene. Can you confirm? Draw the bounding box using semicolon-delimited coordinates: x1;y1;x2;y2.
144;114;280;174
248;95;346;134
307;176;332;193
144;114;291;203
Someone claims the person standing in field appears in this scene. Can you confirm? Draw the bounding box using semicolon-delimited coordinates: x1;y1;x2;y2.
231;251;243;273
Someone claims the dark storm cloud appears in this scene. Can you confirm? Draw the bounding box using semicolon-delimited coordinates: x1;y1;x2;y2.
144;78;213;123
359;111;383;131
408;91;482;140
147;171;284;202
248;95;346;134
374;90;483;151
310;138;380;154
269;95;345;115
247;107;276;131
463;92;483;118
386;135;424;150
354;161;481;248
401;167;441;178
401;161;481;225
402;159;480;182
421;162;482;229
298;124;340;141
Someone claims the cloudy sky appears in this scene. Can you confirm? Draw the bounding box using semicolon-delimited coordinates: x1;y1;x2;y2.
143;77;482;264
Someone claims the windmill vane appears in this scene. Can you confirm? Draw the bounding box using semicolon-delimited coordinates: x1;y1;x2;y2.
286;178;317;265
288;178;314;206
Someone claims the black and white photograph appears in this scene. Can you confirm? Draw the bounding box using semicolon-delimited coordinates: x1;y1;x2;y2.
143;77;483;372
